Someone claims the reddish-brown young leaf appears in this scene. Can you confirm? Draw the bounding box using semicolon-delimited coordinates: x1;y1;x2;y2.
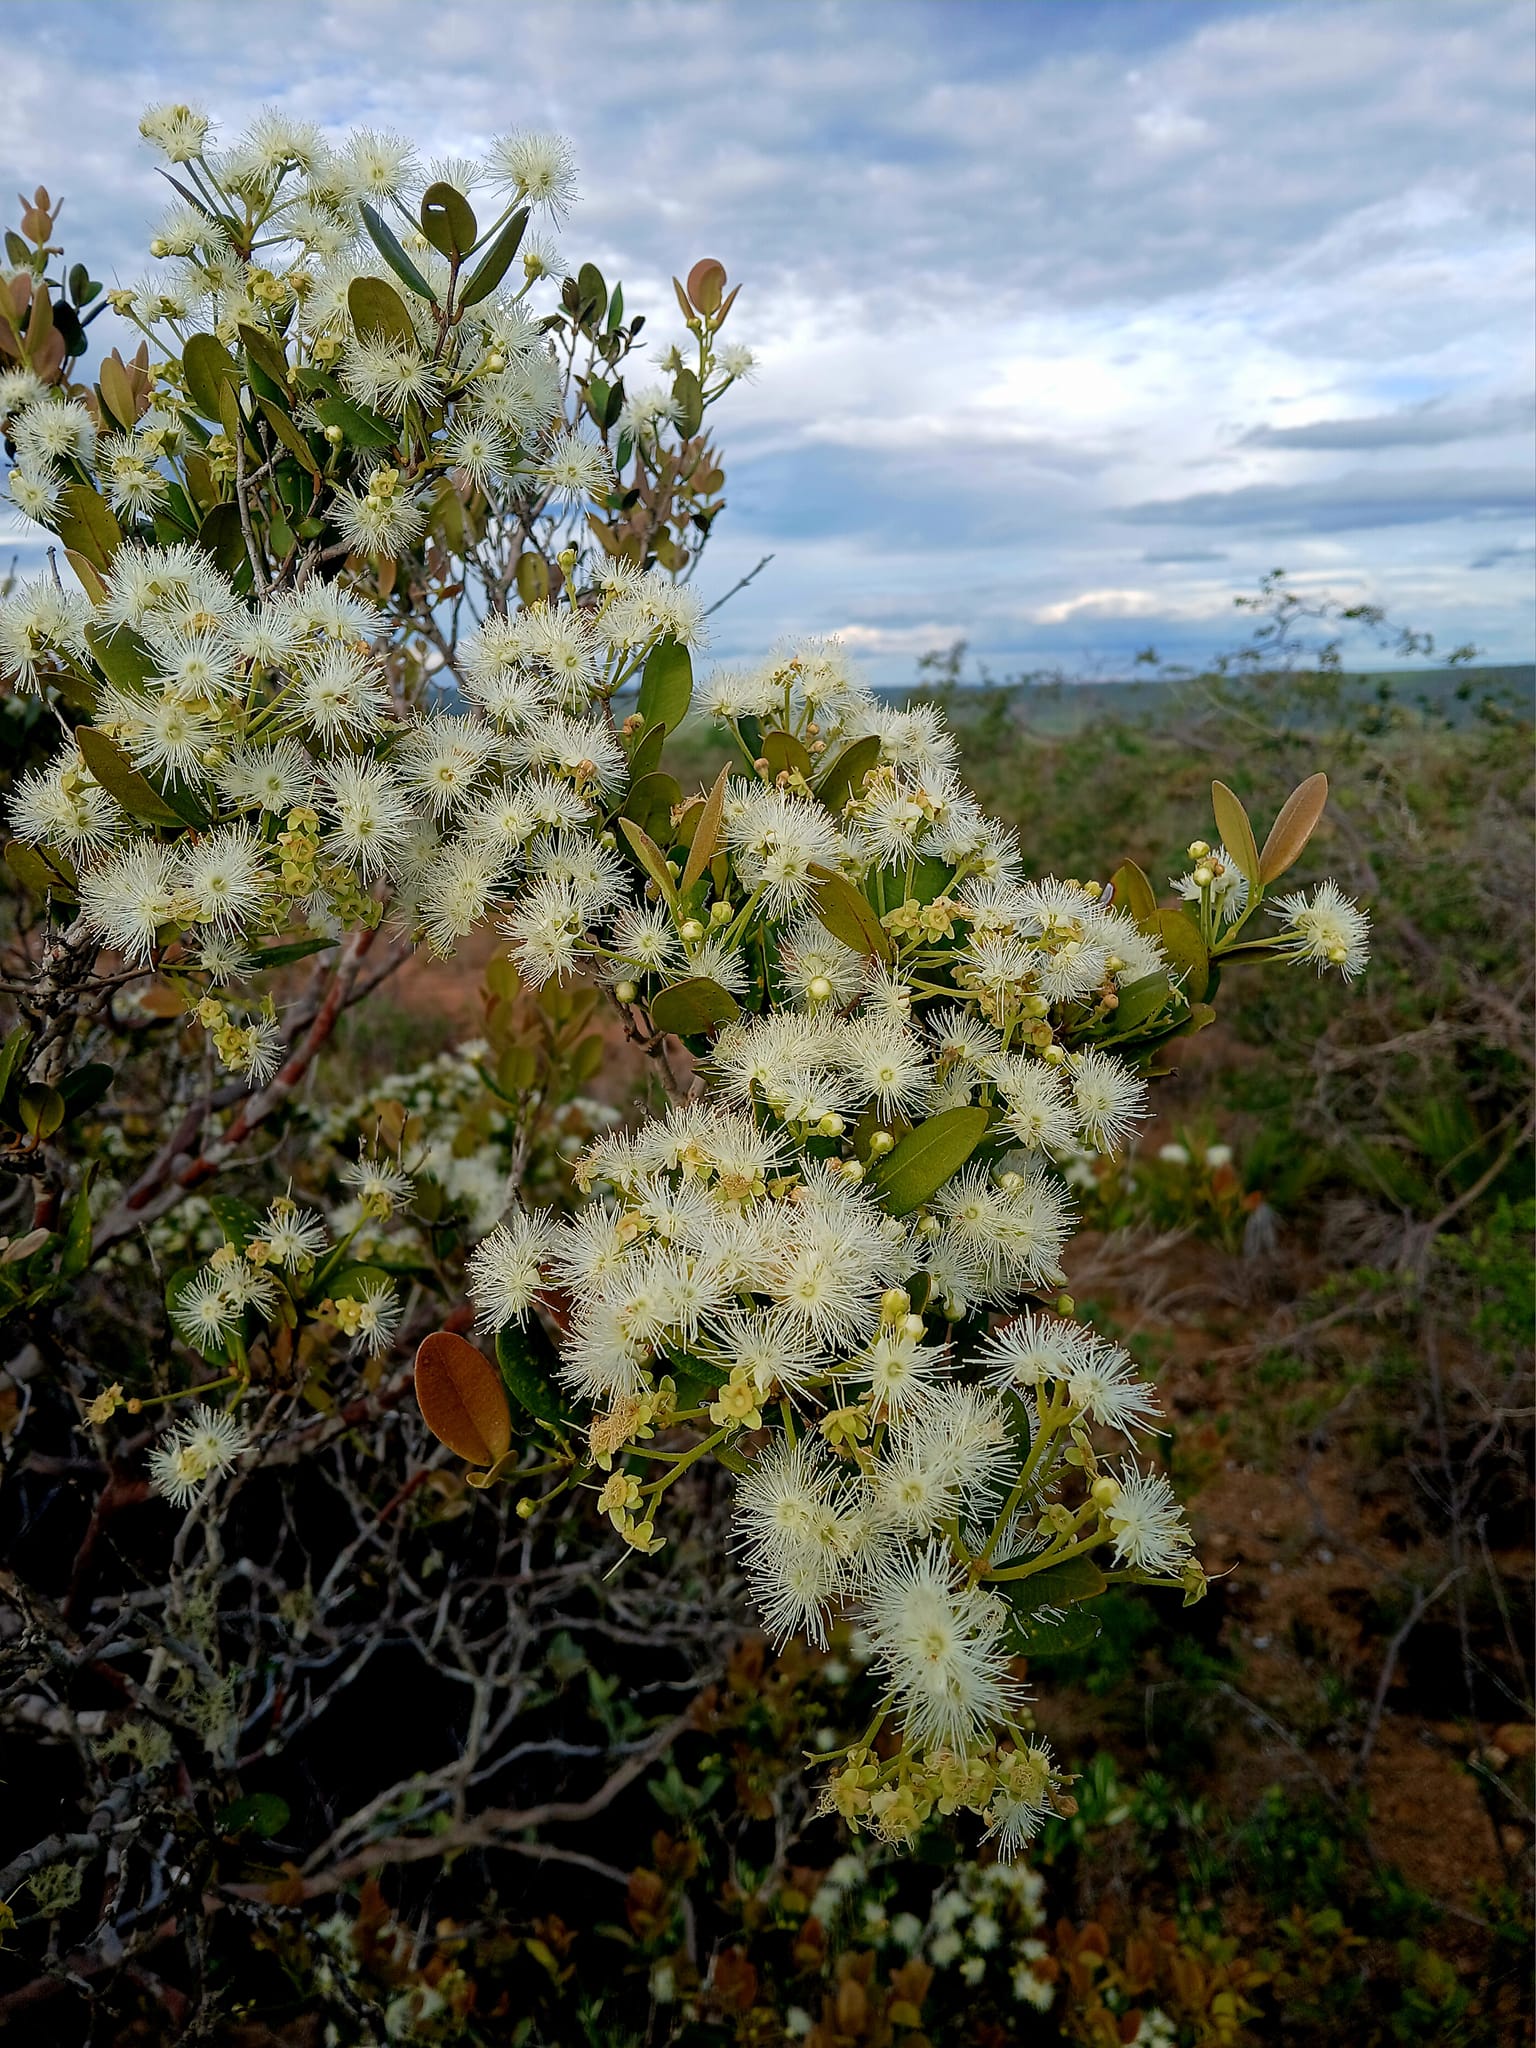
414;1330;512;1466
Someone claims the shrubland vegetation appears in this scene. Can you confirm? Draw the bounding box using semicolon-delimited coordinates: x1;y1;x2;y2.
0;103;1529;2048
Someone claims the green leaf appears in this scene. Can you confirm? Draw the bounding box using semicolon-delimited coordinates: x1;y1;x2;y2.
625;720;667;782
1006;1602;1103;1659
55;483;122;570
908;854;954;907
621;772;681;844
496;1318;569;1429
218;1792;290;1839
347;274;420;350
1109;859;1159;929
1211;779;1262;894
459;207;529;307
182;333;241;420
636;635;693;732
679;764;731;897
871;1105;990;1218
58;1063;112;1121
1099;970;1171;1039
1009;1553;1108;1609
573;263;606;325
357;204;435;301
59;1163;96;1279
651;977;740;1037
237;321;292;394
808;864;892;963
1150;907;1210;1004
663;1347;721;1412
0;1027;30;1112
256;395;321;478
5;839;76;902
815;733;880;815
73;728;183;827
419;181;477;261
85;623;157;692
208;1194;262;1252
19;1082;64;1141
617;817;679;912
198;501;249;582
761;729;812;780
244;936;337;971
312;394;396;450
672;367;703;436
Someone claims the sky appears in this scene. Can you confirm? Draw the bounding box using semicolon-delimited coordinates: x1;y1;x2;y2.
2;0;1532;681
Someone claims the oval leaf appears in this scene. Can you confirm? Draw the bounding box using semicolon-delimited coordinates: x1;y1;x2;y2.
420;181;477;261
621;771;682;842
761;729;812;780
872;1105;990;1218
680;763;731;896
1109;859;1159;930
1259;771;1329;883
347;275;419;351
815;733;880;815
414;1330;512;1466
637;635;693;733
74;727;182;827
357;202;435;300
617;816;679;913
1211;780;1261;893
1150;907;1210;1004
182;333;240;420
809;864;892;963
460;206;529;307
495;1320;568;1428
650;976;740;1037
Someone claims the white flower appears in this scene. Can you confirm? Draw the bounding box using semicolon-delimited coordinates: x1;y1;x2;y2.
178;828;268;934
992;1056;1078;1157
1105;1463;1194;1576
732;1433;850;1647
838;1018;933;1119
863;1543;1019;1749
79;842;177;964
501;876;587;986
538;428;610;507
171;1271;242;1350
465;1209;557;1330
488;130;579;214
298;645;389;741
139;101;212;164
1270;880;1371;980
218;741;314;815
725;786;844;919
338;127;418;203
255;1199;328;1272
148;1403;250;1507
1068;1049;1148;1155
9;757;120;854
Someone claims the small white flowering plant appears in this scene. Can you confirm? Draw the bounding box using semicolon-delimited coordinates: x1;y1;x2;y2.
0;105;1369;1864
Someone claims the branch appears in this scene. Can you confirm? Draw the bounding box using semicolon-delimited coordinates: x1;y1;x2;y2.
218;1700;700;1902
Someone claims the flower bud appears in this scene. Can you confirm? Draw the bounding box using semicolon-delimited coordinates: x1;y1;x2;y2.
868;1130;895;1156
516;1496;537;1520
1042;1043;1066;1067
679;919;703;942
841;1158;865;1183
902;1313;926;1341
1187;840;1210;859
880;1287;910;1324
1192;865;1214;888
818;1112;845;1137
614;980;638;1005
998;1170;1023;1194
1055;1292;1075;1317
486;351;505;372
324;423;344;444
807;975;833;1003
1091;1476;1120;1508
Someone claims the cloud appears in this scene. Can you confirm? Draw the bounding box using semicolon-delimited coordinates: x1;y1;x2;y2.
1141;548;1230;565
1239;393;1535;450
1120;468;1535;534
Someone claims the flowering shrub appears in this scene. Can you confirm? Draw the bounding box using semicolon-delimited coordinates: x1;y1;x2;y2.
0;103;1372;1894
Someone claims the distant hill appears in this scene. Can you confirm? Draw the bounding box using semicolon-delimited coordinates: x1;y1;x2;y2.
910;664;1535;734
